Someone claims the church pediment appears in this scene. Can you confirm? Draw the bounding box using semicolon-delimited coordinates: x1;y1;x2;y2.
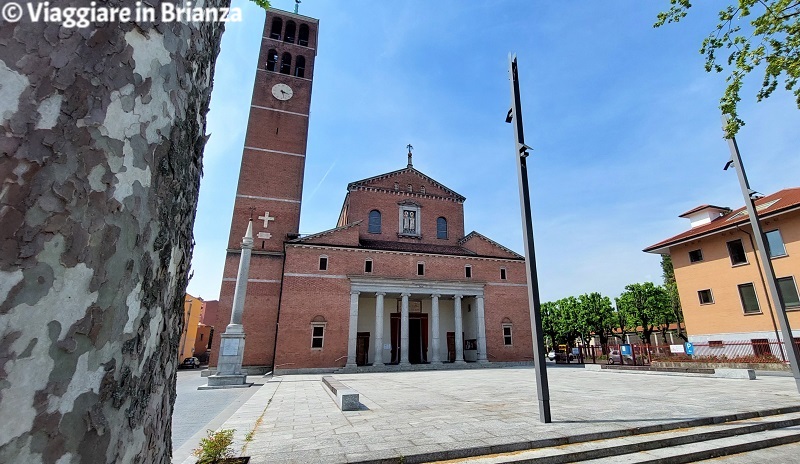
347;167;465;203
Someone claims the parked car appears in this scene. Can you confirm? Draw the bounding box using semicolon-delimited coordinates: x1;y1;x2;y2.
547;350;556;361
180;357;201;369
607;350;633;365
552;350;577;362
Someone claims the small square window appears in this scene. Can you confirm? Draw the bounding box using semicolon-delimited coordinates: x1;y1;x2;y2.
727;239;747;266
766;230;787;258
500;268;507;280
319;256;328;271
689;249;703;263
777;277;800;308
698;289;714;305
465;265;472;279
738;283;761;314
311;325;325;349
417;262;425;276
502;325;513;346
364;259;373;273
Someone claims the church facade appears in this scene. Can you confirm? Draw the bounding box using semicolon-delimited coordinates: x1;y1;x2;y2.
209;8;533;374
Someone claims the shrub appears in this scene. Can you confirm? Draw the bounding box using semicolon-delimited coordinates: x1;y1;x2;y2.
193;429;236;463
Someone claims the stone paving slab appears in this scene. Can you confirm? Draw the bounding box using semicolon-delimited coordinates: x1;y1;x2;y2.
179;366;800;463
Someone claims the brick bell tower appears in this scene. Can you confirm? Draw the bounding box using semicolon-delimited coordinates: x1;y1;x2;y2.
211;9;319;371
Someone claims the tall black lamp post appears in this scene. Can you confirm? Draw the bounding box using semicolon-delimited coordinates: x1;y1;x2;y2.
506;53;552;423
722;115;800;393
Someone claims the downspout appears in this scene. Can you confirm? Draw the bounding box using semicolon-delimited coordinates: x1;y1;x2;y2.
738;225;785;361
271;241;289;372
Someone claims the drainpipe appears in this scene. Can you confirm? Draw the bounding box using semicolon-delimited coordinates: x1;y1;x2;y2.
738;225;785;361
271;242;289;371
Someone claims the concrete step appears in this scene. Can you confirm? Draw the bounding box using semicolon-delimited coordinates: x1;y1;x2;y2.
441;411;800;464
582;425;800;463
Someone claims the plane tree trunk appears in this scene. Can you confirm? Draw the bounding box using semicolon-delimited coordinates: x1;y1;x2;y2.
0;5;228;463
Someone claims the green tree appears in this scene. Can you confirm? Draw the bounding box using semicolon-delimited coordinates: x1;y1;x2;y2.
655;1;800;136
661;254;688;342
541;301;559;350
617;283;673;346
555;296;584;349
577;292;616;354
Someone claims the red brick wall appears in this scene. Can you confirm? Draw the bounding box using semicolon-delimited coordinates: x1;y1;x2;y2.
300;224;360;247
484;284;533;362
212;10;319;369
362;171;459;199
275;244;530;368
345;188;465;246
461;234;522;259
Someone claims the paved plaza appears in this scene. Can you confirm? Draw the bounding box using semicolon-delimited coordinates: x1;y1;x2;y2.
177;366;800;463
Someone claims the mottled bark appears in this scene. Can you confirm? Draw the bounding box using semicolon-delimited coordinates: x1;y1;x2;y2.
0;2;228;462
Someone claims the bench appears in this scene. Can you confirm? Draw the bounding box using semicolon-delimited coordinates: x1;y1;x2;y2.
322;376;360;411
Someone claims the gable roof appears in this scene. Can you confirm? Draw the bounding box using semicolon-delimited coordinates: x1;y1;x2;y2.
459;231;524;259
678;204;731;218
644;187;800;254
290;221;362;244
347;166;466;202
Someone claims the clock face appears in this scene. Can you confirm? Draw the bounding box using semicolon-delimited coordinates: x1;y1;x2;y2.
271;83;293;101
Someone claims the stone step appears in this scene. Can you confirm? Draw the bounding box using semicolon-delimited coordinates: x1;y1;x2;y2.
438;410;800;464
582;425;800;463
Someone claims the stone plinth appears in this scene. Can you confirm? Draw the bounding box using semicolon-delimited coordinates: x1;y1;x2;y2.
198;374;253;390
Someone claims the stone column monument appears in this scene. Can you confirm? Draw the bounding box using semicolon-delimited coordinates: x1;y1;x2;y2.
200;220;255;389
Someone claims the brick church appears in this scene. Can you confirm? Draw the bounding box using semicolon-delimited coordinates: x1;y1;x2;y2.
209;8;533;374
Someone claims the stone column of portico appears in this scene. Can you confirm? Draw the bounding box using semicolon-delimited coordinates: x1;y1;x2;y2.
374;292;385;366
400;292;411;365
476;295;488;363
431;294;441;363
346;291;359;367
454;294;465;363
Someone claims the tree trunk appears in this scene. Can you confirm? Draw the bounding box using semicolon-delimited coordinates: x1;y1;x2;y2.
1;4;228;462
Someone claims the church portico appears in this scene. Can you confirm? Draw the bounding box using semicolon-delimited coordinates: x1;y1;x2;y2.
348;278;486;368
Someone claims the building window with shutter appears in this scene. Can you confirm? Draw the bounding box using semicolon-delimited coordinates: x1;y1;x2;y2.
727;239;748;266
738;283;761;314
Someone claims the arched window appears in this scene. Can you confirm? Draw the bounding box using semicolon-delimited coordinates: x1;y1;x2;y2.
294;55;306;78
284;20;296;43
368;210;381;234
266;49;278;72
436;217;447;239
269;17;282;40
280;52;291;74
298;24;310;46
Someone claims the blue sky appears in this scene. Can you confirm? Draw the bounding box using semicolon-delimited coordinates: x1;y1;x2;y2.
187;0;800;303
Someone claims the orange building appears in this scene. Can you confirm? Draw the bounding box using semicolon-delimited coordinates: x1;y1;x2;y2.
179;294;204;360
645;188;800;352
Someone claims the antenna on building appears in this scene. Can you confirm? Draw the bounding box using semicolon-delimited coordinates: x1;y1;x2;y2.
294;0;301;14
406;144;413;168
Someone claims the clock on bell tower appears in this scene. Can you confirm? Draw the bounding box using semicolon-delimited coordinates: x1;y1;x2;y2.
212;8;319;371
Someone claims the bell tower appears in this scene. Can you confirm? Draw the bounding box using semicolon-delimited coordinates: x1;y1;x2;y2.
212;8;319;370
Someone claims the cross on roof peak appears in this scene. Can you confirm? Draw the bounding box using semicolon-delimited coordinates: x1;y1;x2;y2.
406;144;413;168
